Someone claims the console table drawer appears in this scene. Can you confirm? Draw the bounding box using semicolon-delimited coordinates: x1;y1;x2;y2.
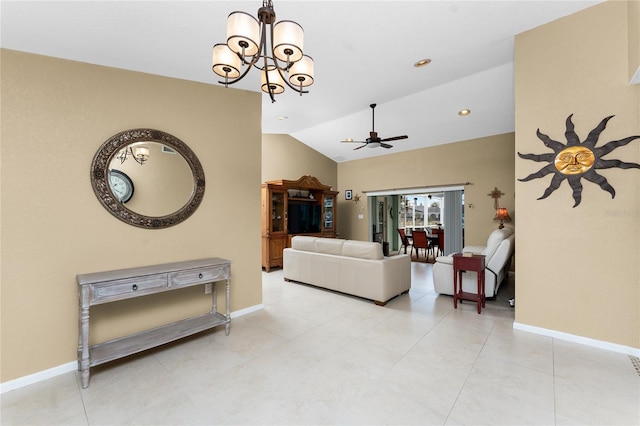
91;275;168;304
170;266;226;288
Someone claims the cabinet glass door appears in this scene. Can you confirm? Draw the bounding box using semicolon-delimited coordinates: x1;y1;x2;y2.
323;196;334;230
272;191;285;233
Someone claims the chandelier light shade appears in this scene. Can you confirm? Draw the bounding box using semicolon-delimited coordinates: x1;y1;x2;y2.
135;147;150;163
493;207;512;229
288;54;314;88
211;0;314;103
226;12;259;56
117;145;150;165
261;66;285;94
212;44;241;79
273;20;304;62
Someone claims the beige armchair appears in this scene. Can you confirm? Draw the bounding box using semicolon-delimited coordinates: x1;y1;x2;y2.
433;228;514;298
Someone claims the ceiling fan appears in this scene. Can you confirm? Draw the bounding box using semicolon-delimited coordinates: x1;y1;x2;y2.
341;103;408;150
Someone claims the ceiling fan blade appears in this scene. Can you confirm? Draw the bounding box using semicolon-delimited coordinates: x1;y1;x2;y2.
341;139;366;143
380;143;393;149
380;135;408;142
353;144;367;150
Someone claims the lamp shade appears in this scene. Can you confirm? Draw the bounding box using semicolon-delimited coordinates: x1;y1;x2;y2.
288;55;314;88
212;44;241;79
226;11;260;56
134;146;150;162
261;66;285;94
273;20;304;63
493;207;512;221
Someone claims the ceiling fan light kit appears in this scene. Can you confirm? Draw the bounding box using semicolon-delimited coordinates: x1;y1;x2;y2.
211;0;314;103
341;103;408;150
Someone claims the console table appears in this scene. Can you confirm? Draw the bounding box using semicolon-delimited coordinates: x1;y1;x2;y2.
77;258;231;388
453;253;486;314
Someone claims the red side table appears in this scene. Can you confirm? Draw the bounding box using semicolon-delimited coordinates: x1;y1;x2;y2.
453;253;486;314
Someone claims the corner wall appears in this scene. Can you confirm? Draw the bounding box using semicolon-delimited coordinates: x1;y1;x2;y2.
629;0;640;83
1;50;263;382
262;133;338;187
514;1;639;349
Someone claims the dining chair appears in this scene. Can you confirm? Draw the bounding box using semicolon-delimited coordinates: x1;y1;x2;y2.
411;230;430;259
397;228;412;254
432;228;444;256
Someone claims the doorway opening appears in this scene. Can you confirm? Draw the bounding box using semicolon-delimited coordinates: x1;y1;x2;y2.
366;186;465;259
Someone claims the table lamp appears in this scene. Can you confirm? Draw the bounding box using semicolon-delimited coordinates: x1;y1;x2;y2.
493;207;512;229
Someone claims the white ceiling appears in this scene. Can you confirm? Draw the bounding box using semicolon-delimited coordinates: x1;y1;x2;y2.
1;0;603;162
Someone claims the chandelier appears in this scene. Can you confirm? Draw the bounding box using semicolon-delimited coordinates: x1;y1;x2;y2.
116;145;150;165
211;0;314;103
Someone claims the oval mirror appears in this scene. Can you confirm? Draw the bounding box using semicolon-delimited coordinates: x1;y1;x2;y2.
91;129;205;229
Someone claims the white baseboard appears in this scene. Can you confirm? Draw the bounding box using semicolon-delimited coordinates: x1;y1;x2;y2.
0;361;77;394
1;303;265;394
231;303;264;318
513;322;640;357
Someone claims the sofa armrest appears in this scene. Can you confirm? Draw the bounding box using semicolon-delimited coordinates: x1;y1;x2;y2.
486;238;514;273
462;245;485;255
434;255;453;265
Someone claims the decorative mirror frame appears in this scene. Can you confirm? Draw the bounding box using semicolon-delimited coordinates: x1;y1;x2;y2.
91;128;205;229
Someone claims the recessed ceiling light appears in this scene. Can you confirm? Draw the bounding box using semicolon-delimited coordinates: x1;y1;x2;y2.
414;58;432;67
458;109;471;116
277;116;288;121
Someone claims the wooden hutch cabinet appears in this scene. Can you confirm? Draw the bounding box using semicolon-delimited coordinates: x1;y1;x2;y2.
262;175;338;271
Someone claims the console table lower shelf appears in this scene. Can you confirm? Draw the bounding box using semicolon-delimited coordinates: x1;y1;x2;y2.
77;258;231;388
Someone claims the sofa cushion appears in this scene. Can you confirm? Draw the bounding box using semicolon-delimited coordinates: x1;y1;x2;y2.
342;240;384;260
291;236;318;252
315;238;346;255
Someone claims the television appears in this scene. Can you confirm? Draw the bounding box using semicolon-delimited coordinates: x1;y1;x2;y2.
288;202;321;234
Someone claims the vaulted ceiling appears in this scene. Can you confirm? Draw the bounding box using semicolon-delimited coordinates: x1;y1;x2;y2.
1;1;603;162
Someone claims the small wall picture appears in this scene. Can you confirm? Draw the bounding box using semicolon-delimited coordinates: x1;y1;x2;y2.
345;190;353;200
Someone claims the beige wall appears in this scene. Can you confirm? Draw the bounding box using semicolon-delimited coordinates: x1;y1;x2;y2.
337;134;516;247
262;133;337;188
1;50;263;382
515;1;639;348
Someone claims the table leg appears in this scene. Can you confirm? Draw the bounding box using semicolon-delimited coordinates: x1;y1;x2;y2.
453;270;459;309
212;281;218;314
225;277;231;336
78;305;90;388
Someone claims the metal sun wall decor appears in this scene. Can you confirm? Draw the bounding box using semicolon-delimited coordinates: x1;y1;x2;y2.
518;114;640;207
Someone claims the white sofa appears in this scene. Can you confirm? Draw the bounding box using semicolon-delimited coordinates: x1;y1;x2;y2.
283;236;411;305
433;228;514;298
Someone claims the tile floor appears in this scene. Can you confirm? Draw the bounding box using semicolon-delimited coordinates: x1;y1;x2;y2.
2;262;639;425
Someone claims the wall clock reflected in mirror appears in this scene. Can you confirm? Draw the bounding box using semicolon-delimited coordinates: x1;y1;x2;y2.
108;169;134;203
